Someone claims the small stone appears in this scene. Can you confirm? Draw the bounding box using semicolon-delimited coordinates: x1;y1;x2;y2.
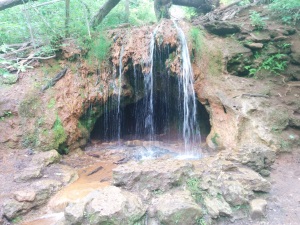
273;36;288;41
259;169;271;177
13;190;36;202
250;199;267;219
244;42;264;50
249;32;271;42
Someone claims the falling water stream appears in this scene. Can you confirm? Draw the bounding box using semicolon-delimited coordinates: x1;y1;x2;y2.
173;20;201;155
117;45;124;144
93;21;203;158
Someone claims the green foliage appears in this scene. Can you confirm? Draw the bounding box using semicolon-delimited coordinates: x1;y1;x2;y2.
187;178;205;203
87;33;111;63
238;0;250;6
249;11;266;30
0;0;156;46
211;133;219;146
269;0;300;24
183;7;198;21
196;217;207;225
189;27;203;62
47;98;56;109
245;53;287;77
0;111;13;121
53;116;68;154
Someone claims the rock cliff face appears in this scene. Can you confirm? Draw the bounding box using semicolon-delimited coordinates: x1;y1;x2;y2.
0;9;299;154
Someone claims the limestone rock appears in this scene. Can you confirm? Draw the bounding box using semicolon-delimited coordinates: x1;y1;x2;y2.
204;21;240;36
31;179;62;205
221;180;249;206
14;165;43;182
3;179;62;219
113;160;193;191
48;164;79;185
153;191;203;225
204;196;232;218
273;36;288;41
244;42;264;50
65;201;86;225
85;187;145;225
32;150;61;167
248;32;271;42
232;145;276;172
250;198;267;219
291;52;300;65
13;190;36;202
2;198;31;219
231;167;271;192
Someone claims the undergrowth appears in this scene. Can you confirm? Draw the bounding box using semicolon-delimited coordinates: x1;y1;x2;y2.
269;0;300;25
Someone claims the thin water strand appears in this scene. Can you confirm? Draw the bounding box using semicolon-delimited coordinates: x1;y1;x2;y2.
172;20;201;154
117;45;124;144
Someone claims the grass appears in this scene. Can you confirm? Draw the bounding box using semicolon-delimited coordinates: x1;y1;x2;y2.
53;116;68;154
87;33;112;64
0;111;13;121
189;27;204;63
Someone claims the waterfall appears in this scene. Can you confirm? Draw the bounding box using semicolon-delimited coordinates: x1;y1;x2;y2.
143;27;158;141
172;20;201;155
117;45;124;143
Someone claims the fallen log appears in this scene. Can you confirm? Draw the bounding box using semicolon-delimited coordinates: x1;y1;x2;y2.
40;67;68;92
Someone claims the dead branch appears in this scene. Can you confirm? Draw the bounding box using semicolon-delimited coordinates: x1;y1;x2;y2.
242;93;270;98
193;0;253;24
87;166;104;176
41;67;68;92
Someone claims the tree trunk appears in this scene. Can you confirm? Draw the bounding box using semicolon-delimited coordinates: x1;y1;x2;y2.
0;0;38;11
174;0;220;13
90;0;121;29
124;0;129;23
65;0;70;37
155;0;220;20
154;0;172;20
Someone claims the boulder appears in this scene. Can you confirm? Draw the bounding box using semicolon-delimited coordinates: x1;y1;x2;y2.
230;167;271;192
229;145;276;172
152;191;203;225
65;186;146;225
32;150;61;167
86;187;145;225
14;165;43;182
3;179;62;219
204;196;232;218
113;159;193;191
220;180;250;206
65;201;86;225
250;198;267;219
204;21;240;36
2;199;31;219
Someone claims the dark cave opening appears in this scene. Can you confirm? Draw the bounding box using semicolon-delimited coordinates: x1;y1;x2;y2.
90;43;211;144
90;92;211;143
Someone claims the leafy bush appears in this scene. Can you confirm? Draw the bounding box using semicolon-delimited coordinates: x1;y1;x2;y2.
269;0;300;24
245;53;288;77
87;33;111;63
189;27;204;62
249;11;266;30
